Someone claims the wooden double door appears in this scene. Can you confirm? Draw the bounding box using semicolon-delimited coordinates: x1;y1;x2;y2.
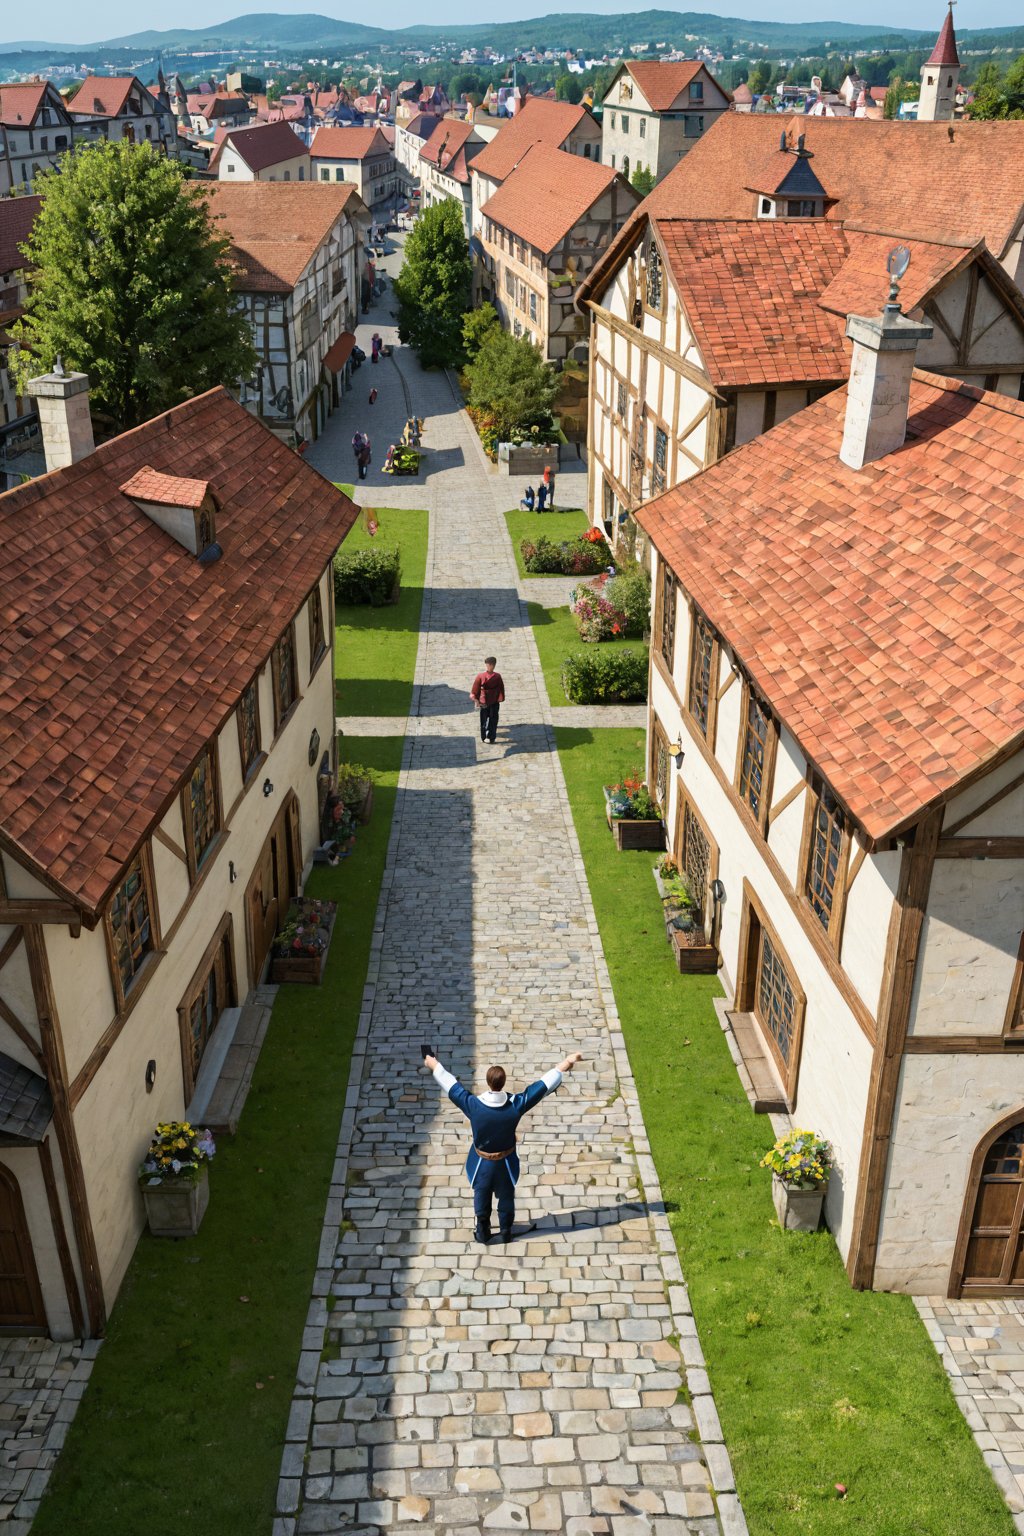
246;793;302;984
953;1117;1024;1296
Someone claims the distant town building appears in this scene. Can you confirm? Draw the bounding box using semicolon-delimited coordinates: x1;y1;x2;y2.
310;126;398;213
0;82;74;194
918;3;961;123
600;61;730;183
212;121;311;182
68;75;177;157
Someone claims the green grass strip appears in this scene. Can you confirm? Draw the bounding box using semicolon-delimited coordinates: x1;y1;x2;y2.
32;735;401;1536
528;602;648;708
503;506;588;578
555;725;1013;1536
334;505;428;717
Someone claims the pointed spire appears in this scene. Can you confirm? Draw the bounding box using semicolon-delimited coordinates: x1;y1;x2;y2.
926;2;960;67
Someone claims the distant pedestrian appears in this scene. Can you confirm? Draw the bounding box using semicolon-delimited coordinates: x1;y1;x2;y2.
520;485;535;511
371;333;382;363
470;655;504;744
369;387;378;406
536;481;548;512
542;465;555;510
353;430;371;481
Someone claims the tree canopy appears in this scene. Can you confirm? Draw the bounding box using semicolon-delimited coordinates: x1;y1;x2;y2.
13;140;257;432
555;73;583;103
967;53;1024;118
393;199;472;369
461;303;501;363
630;165;656;196
464;328;559;440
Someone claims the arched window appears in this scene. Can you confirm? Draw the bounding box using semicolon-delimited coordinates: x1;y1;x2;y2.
622;155;630;181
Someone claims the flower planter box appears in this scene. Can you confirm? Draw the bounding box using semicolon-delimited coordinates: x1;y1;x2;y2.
269;899;337;985
772;1174;828;1232
671;928;721;975
603;787;663;850
141;1167;209;1238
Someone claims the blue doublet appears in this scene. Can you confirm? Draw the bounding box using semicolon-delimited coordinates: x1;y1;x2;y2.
432;1063;561;1231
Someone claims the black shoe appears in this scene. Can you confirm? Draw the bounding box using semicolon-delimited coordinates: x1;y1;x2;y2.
501;1222;536;1243
474;1223;491;1245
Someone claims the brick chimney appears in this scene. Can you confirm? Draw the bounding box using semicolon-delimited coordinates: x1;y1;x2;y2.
839;287;932;472
27;360;95;474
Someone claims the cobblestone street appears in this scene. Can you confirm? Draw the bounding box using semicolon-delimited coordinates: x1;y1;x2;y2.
276;272;742;1534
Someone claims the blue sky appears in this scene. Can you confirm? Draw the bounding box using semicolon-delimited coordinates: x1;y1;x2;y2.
1;1;1018;49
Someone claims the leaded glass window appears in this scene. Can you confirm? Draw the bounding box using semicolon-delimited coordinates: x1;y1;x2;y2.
109;856;153;1002
659;565;677;669
653;426;668;494
807;785;845;932
739;694;770;823
308;586;326;672
239;681;260;781
646;241;662;309
187;749;218;873
682;804;710;925
688;613;715;736
757;931;797;1065
273;627;297;728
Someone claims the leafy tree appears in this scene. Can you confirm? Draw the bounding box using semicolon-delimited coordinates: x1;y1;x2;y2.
449;70;481;101
464;329;559;440
12;140;256;433
967;53;1024;118
461;303;501;362
630;164;656;196
555;73;583;103
747;62;772;95
393;199;472;368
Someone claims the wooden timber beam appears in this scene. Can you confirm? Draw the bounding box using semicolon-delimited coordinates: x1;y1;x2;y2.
0;900;81;937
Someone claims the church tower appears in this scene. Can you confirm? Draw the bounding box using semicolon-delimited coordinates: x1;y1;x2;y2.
918;3;960;122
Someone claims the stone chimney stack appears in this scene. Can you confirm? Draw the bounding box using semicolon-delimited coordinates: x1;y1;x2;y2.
27;360;95;474
839;296;932;472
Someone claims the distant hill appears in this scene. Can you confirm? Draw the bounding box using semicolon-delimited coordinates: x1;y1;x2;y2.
4;9;1024;61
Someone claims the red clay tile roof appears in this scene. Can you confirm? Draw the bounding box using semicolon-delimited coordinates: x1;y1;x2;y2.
0;84;49;127
311;126;390;162
637;370;1024;840
121;467;209;508
0;196;40;275
214;120;309;173
621;60;715;112
927;8;960;66
816;232;974;320
420;116;475;169
0;389;358;916
69;76;140;118
202;182;361;293
481;144;632;256
471;98;596;183
401;113;436;142
655;219;850;387
641;115;1024;259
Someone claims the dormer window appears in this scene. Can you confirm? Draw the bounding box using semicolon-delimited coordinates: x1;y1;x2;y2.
759;197;773;217
689;81;704;101
120;467;217;556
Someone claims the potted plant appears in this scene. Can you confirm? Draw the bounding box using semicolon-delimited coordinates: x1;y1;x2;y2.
138;1121;216;1237
603;772;665;851
761;1128;833;1232
336;761;376;824
654;857;721;974
269;897;338;984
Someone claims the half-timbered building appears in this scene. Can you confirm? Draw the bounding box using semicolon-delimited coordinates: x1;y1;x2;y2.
0;376;357;1337
0;83;74;195
204;181;370;445
68;75;178;157
636;294;1024;1296
469;98;603;243
478;145;638;363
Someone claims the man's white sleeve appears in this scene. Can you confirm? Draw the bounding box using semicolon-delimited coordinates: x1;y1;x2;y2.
432;1062;457;1092
541;1068;563;1092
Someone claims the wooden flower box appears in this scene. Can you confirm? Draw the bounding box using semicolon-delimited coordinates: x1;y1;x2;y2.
671;928;721;975
603;786;664;851
269;900;337;985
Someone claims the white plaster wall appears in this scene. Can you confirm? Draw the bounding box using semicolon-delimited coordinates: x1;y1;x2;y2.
0;927;39;1071
841;849;901;1014
218;144;255;180
908;859;1023;1036
713;665;742;783
942;748;1024;837
764;726;806;889
877;1052;1024;1293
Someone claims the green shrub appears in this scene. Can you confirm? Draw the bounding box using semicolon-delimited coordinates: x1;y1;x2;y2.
605;563;652;637
521;535;611;575
561;647;649;704
333;545;401;606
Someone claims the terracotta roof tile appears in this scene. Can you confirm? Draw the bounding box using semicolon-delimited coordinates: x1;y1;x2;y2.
0;196;40;275
637;371;1024;840
471;98;596;183
202;182;362;293
622;60;717;112
121;467;209;508
214;120;309;173
69;76;140;118
311;126;390;161
0;389;358;916
481;144;633;256
817;231;973;319
0;84;49;128
420;116;475;170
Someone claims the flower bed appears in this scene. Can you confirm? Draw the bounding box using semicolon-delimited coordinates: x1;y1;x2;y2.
521;529;611;576
269;897;338;985
382;444;420;476
570;574;627;642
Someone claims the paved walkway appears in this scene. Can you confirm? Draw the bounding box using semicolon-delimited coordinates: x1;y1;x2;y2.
0;1337;96;1534
917;1297;1024;1531
280;275;742;1534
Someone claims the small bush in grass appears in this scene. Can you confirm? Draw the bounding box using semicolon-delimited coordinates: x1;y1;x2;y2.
521;534;611;575
561;647;648;704
605;563;652;637
571;576;627;641
333;545;401;606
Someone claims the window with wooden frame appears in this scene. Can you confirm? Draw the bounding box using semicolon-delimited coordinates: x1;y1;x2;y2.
658;563;677;671
687;609;718;740
804;777;849;936
106;853;157;1009
308;584;327;675
271;624;298;732
184;747;220;880
757;928;799;1071
651;719;670;815
616;379;627;419
237;680;261;783
645;239;662;310
177;916;236;1103
652;426;668;495
681;801;712;927
737;688;776;830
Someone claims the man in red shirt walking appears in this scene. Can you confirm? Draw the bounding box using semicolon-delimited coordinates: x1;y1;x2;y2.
470;655;505;743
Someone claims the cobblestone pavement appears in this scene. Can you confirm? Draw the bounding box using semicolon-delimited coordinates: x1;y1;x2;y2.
917;1297;1024;1531
286;291;743;1535
0;1337;97;1533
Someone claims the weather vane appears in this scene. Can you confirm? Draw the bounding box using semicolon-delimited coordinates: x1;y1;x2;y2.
886;245;911;308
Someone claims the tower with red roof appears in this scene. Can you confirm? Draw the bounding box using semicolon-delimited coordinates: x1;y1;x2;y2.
918;2;961;121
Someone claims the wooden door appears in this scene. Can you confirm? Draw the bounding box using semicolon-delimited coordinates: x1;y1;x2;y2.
0;1167;45;1331
957;1121;1024;1295
247;837;280;983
